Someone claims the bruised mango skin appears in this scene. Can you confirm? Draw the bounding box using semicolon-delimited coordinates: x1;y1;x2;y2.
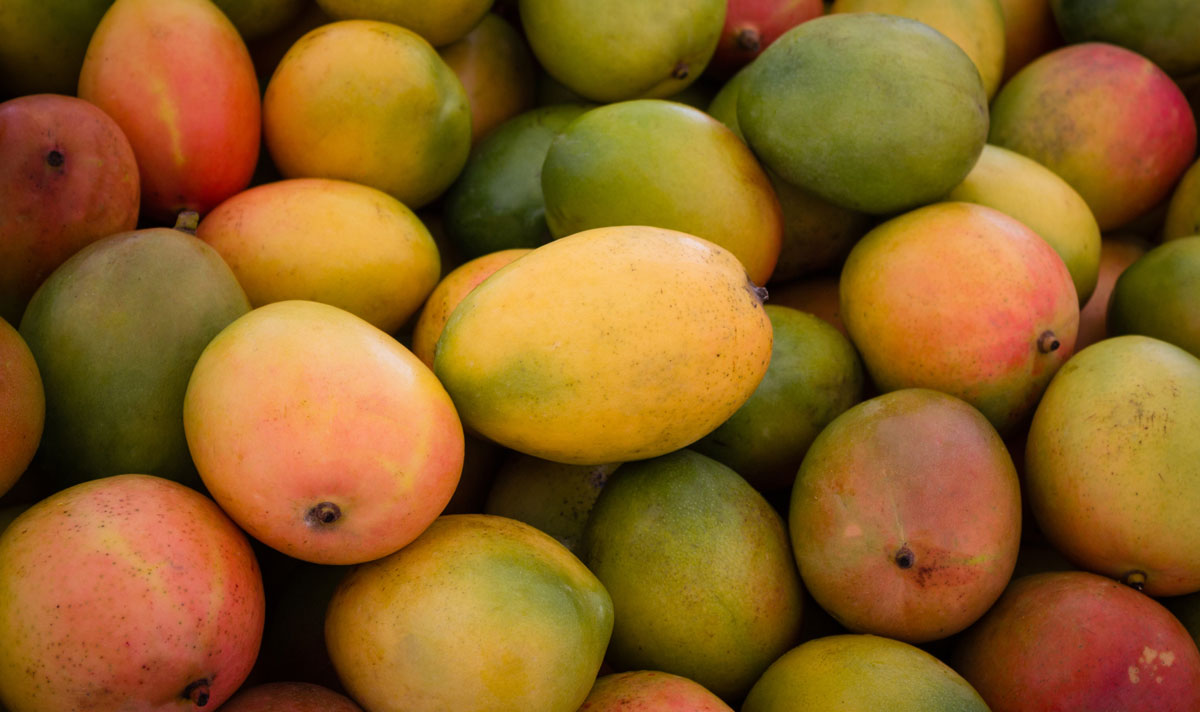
433;226;772;465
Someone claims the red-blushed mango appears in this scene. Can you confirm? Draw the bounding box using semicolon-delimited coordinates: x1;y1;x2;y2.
989;42;1197;231
693;304;864;494
439;13;536;144
830;0;1007;99
789;388;1021;643
0;93;139;325
542;99;782;286
0;319;42;498
947;143;1102;304
18;228;251;490
0;0;113;97
840;201;1079;434
581;449;804;703
579;671;733;711
218;682;363;712
1164;157;1200;241
78;0;260;225
996;0;1061;81
1025;336;1200;596
519;0;725;102
951;571;1200;711
1075;234;1149;351
484;455;617;556
1051;0;1200;78
1107;236;1200;357
737;13;988;215
0;474;265;712
411;248;530;368
316;0;493;46
742;634;990;712
183;300;464;565
263;20;471;210
433;226;773;465
325;514;613;712
196;178;442;334
707;0;823;78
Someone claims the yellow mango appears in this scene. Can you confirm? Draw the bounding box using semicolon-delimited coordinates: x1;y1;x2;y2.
433;226;772;465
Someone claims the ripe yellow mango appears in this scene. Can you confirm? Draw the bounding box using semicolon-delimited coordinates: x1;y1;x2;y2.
433;226;772;465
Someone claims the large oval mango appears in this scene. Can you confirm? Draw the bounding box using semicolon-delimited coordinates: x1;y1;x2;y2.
433;225;773;465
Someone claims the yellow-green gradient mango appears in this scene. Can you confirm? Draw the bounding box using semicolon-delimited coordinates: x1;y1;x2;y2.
433;225;772;465
325;514;613;712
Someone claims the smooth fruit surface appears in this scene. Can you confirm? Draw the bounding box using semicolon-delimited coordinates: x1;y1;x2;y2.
434;226;772;465
581;449;804;702
1074;235;1149;351
789;388;1021;643
439;13;536;143
1024;335;1200;596
0;93;139;324
542;99;782;285
217;682;363;711
325;514;613;712
1106;236;1200;357
579;670;734;711
742;634;990;712
952;571;1200;712
0;319;42;498
1165;157;1200;240
0;0;113;97
0;474;265;712
78;0;260;224
1051;0;1200;77
184;300;464;565
196;177;442;334
840;201;1079;434
737;12;988;214
263;20;471;210
708;0;823;77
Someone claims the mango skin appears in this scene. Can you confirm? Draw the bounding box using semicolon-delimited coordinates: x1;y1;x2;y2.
196;177;442;334
0;474;265;712
1164;157;1200;241
0;320;42;498
218;682;362;712
0;93;140;325
789;388;1021;644
439;13;537;144
989;42;1197;232
315;0;493;47
581;449;804;703
433;225;773;465
542;99;783;286
1024;335;1200;596
579;671;733;711
324;514;613;712
952;571;1200;712
1107;236;1200;358
78;0;261;224
18;228;251;489
743;634;990;712
840;201;1079;434
1051;0;1200;78
184;300;465;565
0;0;113;97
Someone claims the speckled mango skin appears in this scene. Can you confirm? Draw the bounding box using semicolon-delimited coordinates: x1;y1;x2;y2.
952;571;1200;712
433;225;773;465
840;201;1079;434
324;514;613;712
0;474;265;712
77;0;260;224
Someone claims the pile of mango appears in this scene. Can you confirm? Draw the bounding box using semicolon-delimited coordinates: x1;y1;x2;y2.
2;0;1200;710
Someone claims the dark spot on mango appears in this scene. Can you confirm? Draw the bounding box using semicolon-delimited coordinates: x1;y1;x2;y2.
305;501;342;527
671;61;690;80
46;150;64;168
1037;330;1060;353
894;545;915;569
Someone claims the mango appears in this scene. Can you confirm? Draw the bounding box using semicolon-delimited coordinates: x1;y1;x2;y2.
0;0;113;97
997;0;1062;82
840;201;1079;434
1164;157;1200;241
1107;236;1200;357
1024;335;1200;596
707;0;823;78
581;449;804;703
196;177;442;335
0;93;140;325
789;388;1021;643
263;20;471;210
737;12;988;215
18;228;250;489
433;225;773;465
218;682;362;712
579;671;733;711
989;42;1197;231
0;320;42;499
325;514;613;712
952;571;1200;711
1051;0;1200;78
1074;235;1149;351
742;634;990;712
541;99;782;286
519;0;725;102
439;13;537;144
184;300;464;565
78;0;261;224
0;474;265;712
